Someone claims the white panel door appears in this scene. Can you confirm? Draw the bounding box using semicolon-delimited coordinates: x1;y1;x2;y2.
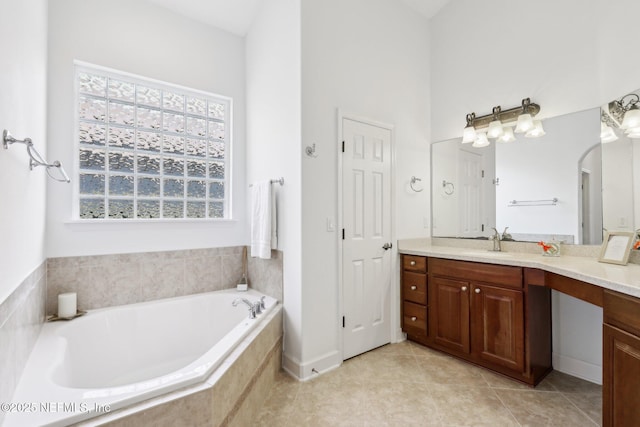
459;149;483;238
342;118;392;360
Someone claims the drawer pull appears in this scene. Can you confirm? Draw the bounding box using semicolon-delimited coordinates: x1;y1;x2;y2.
461;286;467;292
410;261;416;266
410;285;417;291
411;316;417;322
475;288;481;294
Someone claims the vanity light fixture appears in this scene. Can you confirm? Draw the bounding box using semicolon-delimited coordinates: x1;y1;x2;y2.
600;121;618;143
462;98;543;147
606;93;640;139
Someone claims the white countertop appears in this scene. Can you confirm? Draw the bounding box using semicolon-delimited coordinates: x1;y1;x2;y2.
399;239;640;299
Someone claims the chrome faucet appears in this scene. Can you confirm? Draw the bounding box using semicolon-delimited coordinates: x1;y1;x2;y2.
232;298;258;319
490;227;502;252
501;227;513;241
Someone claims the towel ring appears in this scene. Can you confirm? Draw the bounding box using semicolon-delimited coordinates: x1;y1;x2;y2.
442;180;454;195
410;176;423;192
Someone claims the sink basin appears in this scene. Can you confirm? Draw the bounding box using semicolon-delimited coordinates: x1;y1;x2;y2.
457;251;514;258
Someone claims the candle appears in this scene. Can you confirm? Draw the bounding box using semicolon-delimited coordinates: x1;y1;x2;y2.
58;292;77;318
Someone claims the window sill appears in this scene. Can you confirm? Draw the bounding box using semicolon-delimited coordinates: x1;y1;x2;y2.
64;218;238;228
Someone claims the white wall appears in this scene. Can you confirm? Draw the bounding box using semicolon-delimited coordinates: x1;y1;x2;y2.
0;0;48;303
245;0;303;369
431;139;459;236
299;0;430;377
602;136;635;232
46;0;248;257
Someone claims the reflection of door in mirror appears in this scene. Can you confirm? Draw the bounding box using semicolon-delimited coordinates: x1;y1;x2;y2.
431;140;495;238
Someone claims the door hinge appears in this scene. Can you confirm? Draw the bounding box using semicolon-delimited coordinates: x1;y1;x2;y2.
342;140;345;153
481;224;485;232
481;170;485;178
342;316;345;328
342;229;345;240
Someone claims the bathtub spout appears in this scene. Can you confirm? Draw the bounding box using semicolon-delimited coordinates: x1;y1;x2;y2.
232;298;257;319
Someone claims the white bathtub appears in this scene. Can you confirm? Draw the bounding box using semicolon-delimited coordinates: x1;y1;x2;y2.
4;289;276;427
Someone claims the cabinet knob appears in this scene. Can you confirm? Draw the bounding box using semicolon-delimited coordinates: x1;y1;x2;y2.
410;261;416;266
411;285;417;291
411;316;417;322
461;286;467;292
475;288;481;294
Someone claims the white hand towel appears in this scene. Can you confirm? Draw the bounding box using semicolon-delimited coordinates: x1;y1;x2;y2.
251;180;272;259
271;185;278;250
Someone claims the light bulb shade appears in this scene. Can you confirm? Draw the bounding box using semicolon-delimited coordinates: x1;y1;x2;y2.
626;127;640;139
472;133;490;148
462;125;476;144
497;127;516;143
514;113;534;133
621;106;640;130
487;120;504;139
600;122;618;143
525;120;545;138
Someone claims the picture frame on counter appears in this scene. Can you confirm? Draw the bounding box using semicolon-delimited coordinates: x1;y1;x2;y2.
598;231;635;265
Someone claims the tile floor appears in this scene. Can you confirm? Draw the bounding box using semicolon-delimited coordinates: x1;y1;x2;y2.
256;341;602;426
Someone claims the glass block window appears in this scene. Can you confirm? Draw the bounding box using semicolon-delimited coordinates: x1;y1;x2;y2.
75;63;231;220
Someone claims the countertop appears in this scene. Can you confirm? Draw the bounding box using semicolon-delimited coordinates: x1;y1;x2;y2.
399;239;640;299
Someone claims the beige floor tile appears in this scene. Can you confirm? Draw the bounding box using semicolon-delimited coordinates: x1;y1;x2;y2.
430;384;518;426
256;343;603;427
543;370;602;394
495;389;598;426
563;392;602;426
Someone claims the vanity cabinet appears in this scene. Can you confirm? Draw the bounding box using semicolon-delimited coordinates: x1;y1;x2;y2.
401;255;551;385
603;290;640;427
400;255;428;343
429;258;525;375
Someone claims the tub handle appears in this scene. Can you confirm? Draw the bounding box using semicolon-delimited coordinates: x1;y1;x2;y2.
260;296;266;310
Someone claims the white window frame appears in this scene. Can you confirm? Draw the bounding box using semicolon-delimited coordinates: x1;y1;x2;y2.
73;60;233;221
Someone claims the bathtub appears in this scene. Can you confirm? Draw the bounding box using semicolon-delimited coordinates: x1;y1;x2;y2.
4;289;277;427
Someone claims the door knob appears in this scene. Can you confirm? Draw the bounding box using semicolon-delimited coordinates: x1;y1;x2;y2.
382;242;393;250
411;285;417;291
475;288;481;294
461;286;467;292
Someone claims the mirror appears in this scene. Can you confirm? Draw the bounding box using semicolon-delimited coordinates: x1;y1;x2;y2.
596;90;640;242
431;108;601;244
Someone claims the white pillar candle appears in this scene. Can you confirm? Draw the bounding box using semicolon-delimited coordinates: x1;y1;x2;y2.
58;292;77;318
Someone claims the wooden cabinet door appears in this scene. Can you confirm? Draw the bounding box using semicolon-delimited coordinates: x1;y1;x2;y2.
471;284;524;373
604;324;640;427
430;276;470;354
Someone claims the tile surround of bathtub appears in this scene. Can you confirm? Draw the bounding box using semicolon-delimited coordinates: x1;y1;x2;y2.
248;250;284;303
46;247;283;314
0;262;46;425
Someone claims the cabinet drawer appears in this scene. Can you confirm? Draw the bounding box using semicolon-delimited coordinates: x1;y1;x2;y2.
403;301;427;334
429;258;522;289
604;290;640;337
402;271;427;304
403;255;427;273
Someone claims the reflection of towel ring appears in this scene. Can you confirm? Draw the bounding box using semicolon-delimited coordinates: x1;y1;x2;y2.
410;176;423;192
442;180;454;195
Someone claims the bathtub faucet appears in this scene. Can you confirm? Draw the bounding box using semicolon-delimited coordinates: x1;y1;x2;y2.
232;298;258;319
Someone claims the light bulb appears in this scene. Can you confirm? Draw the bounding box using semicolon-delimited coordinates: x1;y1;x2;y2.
462;124;476;144
487;120;504;139
621;105;640;130
626;127;640;139
600;122;618;143
472;133;490;148
525;120;545;138
497;127;515;143
514;113;534;133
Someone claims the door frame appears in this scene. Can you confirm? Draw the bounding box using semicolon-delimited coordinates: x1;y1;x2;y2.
337;110;397;361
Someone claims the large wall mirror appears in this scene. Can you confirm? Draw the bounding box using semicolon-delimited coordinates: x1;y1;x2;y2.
430;103;640;246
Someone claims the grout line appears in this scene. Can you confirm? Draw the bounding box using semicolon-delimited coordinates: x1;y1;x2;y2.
560;392;601;426
491;388;523;427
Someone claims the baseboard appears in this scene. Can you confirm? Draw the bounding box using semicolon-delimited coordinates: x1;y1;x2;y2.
553;352;602;385
282;350;341;381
